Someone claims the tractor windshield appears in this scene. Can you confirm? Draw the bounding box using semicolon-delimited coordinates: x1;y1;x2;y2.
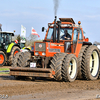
0;33;12;44
47;28;72;40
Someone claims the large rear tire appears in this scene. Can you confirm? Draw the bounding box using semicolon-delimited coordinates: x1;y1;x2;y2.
62;54;77;82
81;45;99;80
12;52;31;80
12;52;24;67
22;51;31;67
77;45;88;79
12;51;31;68
50;53;66;81
9;46;20;65
0;51;6;67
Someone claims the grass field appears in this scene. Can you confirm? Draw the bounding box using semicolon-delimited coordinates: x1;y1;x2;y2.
0;68;10;74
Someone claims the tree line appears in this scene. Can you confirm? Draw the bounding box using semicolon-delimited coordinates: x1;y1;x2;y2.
12;34;42;46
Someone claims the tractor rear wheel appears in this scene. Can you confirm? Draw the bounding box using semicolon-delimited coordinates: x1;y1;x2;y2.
77;45;88;79
82;45;99;80
22;51;31;67
9;46;20;65
50;53;66;81
12;51;31;68
0;51;6;67
12;52;31;80
62;54;77;82
12;52;24;67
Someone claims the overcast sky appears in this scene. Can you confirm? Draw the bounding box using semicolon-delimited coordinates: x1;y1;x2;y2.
0;0;100;43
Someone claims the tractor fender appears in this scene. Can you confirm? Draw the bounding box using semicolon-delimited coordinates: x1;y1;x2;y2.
78;42;92;46
83;42;92;45
22;47;31;50
21;47;31;52
7;43;21;53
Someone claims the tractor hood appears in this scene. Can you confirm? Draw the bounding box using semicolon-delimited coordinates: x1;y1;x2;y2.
34;42;64;57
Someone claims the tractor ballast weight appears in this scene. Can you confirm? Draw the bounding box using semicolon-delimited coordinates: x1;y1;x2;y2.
10;16;100;82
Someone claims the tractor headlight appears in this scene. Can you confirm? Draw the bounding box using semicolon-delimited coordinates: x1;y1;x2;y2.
42;52;46;56
35;52;39;55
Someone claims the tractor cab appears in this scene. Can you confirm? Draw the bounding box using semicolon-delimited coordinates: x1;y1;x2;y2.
0;32;14;50
35;16;88;57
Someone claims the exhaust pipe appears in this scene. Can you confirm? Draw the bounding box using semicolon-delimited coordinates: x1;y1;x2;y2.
53;16;57;42
57;21;61;43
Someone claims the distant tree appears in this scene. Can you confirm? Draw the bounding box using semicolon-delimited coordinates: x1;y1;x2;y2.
25;34;43;46
26;34;37;46
17;34;21;42
35;39;43;42
12;35;18;41
12;33;42;46
93;41;100;45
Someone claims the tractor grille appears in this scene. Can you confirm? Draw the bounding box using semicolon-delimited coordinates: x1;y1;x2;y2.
35;43;46;51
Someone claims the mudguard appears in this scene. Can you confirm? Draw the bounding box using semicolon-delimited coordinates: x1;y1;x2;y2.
7;43;21;53
22;47;31;50
7;43;14;53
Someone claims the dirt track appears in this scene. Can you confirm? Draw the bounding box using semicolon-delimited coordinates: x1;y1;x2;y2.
0;66;100;100
0;74;100;100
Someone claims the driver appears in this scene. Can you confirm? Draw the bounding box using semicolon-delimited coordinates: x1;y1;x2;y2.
61;30;71;40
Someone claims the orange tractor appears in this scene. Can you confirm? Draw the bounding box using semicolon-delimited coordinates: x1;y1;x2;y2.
10;16;100;82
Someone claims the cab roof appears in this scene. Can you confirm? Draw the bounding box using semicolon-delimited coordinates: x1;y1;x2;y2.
59;18;75;24
0;31;14;36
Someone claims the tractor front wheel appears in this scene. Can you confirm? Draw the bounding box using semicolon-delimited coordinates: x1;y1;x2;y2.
62;54;78;82
0;51;6;67
50;53;66;81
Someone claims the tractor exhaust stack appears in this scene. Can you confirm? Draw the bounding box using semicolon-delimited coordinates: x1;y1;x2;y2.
57;21;61;43
53;16;57;43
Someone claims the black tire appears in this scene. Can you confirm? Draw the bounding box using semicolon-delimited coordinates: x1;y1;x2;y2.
0;51;6;67
77;45;88;79
22;51;31;67
12;52;24;67
62;54;77;82
50;53;66;81
9;46;20;65
81;45;100;80
12;51;31;68
14;76;26;80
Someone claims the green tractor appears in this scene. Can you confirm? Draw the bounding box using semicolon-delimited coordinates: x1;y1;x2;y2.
0;31;25;66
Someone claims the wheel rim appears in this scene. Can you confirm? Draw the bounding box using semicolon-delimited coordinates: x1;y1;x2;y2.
90;51;99;77
68;58;77;79
14;51;19;56
0;54;4;64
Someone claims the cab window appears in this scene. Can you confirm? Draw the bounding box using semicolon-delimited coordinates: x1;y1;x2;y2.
79;29;83;40
73;29;78;42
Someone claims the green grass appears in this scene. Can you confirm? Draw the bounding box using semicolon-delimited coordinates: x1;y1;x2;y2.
0;68;10;74
0;72;9;74
0;68;9;71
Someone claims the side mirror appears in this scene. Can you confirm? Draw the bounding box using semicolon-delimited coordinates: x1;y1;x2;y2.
42;27;45;32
